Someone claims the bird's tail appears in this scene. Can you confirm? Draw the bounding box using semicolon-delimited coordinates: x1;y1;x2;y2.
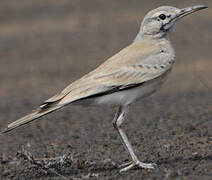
1;105;62;134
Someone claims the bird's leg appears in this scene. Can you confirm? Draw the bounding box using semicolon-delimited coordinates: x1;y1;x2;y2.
112;106;156;172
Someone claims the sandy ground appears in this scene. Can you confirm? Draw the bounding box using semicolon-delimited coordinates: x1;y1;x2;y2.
0;0;212;179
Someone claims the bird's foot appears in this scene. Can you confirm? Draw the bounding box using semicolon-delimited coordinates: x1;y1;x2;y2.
118;161;132;168
119;161;157;172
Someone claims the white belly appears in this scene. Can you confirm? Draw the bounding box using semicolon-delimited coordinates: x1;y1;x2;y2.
93;72;170;107
72;70;171;107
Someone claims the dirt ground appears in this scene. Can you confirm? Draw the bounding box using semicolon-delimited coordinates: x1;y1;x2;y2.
0;0;212;179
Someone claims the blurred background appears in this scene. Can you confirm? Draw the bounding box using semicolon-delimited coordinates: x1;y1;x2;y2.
0;0;211;179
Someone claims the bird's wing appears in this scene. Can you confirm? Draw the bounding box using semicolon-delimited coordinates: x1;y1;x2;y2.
41;40;173;107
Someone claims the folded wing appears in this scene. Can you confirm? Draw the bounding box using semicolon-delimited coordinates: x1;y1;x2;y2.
41;40;172;108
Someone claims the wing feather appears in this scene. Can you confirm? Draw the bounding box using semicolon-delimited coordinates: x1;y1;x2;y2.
41;40;174;107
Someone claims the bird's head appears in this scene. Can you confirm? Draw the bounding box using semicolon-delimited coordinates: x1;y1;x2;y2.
136;5;207;39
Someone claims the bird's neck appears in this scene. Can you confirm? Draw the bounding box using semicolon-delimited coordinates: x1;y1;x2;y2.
134;33;175;60
134;32;171;44
135;30;170;41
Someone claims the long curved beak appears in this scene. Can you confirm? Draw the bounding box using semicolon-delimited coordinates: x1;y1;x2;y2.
178;5;208;19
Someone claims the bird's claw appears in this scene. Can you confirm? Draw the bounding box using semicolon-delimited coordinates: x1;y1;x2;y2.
119;161;157;172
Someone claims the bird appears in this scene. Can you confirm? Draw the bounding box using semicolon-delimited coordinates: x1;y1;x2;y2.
1;5;207;172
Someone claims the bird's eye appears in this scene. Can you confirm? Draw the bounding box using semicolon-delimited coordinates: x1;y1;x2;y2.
159;14;166;20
